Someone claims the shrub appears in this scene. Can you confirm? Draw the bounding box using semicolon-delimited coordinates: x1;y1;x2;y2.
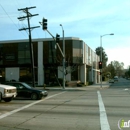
85;81;93;86
0;77;5;83
77;82;85;87
19;75;32;82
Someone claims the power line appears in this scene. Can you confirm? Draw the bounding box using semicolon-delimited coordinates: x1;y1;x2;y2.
0;4;18;29
0;3;27;39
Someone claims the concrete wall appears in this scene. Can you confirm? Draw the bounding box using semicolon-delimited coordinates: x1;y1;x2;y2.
80;64;86;84
38;41;44;86
58;66;63;79
5;67;19;81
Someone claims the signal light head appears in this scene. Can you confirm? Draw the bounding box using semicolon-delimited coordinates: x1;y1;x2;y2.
42;18;47;30
99;61;102;69
56;34;60;43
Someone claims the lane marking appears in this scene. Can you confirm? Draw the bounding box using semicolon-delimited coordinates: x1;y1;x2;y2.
0;91;66;120
124;88;129;91
97;91;111;130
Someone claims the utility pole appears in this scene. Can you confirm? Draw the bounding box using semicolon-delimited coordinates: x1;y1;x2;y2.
18;6;40;87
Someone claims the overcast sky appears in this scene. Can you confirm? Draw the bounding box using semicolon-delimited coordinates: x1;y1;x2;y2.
0;0;130;69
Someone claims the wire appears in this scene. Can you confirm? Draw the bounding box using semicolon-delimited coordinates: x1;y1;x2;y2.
14;0;29;36
0;3;27;39
0;4;18;29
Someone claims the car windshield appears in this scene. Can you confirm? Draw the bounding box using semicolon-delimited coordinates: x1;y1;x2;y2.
22;83;32;89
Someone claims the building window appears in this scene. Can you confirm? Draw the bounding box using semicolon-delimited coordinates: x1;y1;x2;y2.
18;43;31;64
49;41;56;64
72;40;83;64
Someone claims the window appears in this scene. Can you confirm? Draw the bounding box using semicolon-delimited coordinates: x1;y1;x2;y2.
72;40;83;64
18;43;31;64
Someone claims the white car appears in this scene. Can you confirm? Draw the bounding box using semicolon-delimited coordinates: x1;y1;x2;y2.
114;76;118;81
0;84;17;102
109;79;115;83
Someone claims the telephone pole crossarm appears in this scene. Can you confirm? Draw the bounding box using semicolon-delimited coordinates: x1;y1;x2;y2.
18;6;36;11
19;26;40;31
18;14;39;20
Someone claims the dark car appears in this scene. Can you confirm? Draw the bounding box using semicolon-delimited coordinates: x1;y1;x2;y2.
4;82;48;100
114;76;118;82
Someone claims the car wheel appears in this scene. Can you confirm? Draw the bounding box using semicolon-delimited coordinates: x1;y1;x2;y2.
31;93;38;100
3;97;12;102
0;92;2;102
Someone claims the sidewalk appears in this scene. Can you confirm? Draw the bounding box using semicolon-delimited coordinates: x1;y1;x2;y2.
36;81;111;91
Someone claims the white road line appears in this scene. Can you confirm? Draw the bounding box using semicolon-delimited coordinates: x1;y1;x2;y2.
0;91;66;120
97;91;111;130
124;88;129;91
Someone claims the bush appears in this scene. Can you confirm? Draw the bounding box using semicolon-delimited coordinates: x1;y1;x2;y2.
77;82;85;87
86;81;93;86
0;77;5;83
19;75;32;82
88;82;93;85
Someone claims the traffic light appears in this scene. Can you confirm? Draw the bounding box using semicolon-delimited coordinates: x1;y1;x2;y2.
42;18;47;30
99;61;102;69
99;72;102;75
56;34;60;43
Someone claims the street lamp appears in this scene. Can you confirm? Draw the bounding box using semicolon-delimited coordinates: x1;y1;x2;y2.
100;33;114;88
60;24;65;89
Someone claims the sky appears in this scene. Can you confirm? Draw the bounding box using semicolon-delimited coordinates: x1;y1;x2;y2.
0;0;130;69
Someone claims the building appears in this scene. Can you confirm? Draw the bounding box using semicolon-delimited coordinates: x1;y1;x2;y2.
0;37;100;86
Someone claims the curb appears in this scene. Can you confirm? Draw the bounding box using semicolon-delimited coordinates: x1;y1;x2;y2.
36;82;111;91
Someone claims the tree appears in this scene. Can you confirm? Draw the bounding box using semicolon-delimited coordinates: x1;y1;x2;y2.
57;55;82;76
104;61;124;78
104;62;116;78
95;47;108;68
105;72;111;78
125;66;130;78
111;61;124;76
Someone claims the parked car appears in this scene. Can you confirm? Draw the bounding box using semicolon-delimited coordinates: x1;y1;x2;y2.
109;79;115;83
4;82;48;100
0;84;17;102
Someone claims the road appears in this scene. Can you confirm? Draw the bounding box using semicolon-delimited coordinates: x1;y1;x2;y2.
0;78;130;130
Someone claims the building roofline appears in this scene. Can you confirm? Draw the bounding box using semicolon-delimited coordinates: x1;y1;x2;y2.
0;37;81;43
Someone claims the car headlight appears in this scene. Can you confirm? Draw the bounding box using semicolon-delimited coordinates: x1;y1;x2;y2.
42;91;47;95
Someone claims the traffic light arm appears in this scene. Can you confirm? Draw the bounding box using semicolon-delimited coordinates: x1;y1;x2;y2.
40;21;64;58
55;42;64;58
46;30;64;58
46;29;55;40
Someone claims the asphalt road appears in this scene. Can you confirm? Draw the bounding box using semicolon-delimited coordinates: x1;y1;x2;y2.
0;78;130;130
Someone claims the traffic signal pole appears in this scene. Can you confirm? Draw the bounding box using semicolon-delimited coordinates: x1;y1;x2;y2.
40;20;65;89
46;30;64;58
100;36;103;88
100;33;114;88
60;24;66;90
46;30;65;89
